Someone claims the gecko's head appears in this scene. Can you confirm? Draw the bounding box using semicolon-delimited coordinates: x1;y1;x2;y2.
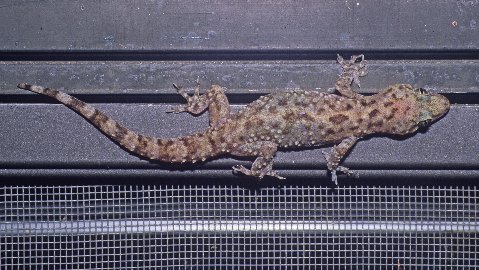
415;87;450;126
378;84;450;135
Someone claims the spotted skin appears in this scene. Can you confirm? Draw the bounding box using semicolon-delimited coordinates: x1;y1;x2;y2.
17;55;450;185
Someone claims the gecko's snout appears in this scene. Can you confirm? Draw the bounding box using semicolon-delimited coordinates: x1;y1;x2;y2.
428;94;450;119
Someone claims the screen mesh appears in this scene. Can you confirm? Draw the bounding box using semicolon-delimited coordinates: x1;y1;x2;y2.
1;185;478;269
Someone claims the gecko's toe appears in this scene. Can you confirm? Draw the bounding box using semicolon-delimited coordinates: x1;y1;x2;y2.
350;54;364;63
338;54;368;78
330;170;338;186
232;165;251;176
166;105;187;113
263;169;285;180
337;54;345;65
353;74;362;88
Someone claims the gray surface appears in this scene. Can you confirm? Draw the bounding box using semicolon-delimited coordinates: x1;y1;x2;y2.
0;0;478;51
1;60;479;95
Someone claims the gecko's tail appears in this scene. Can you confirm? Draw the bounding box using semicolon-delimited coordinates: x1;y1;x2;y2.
17;83;221;163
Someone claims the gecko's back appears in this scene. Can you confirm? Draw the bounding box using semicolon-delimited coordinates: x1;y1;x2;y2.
226;84;449;149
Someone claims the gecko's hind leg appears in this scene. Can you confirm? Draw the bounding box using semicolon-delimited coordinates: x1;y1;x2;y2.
168;79;231;128
231;141;285;180
322;136;359;185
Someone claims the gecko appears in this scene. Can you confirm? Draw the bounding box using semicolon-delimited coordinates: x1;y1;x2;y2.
17;55;450;185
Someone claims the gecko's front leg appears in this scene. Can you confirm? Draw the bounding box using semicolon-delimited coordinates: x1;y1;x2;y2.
335;54;368;99
168;80;231;128
322;136;359;185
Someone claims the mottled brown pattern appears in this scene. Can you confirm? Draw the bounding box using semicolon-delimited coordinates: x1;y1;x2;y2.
17;55;450;185
327;103;337;110
383;101;394;107
329;114;349;125
137;135;149;148
46;88;57;96
282;110;296;122
69;98;86;110
385;113;395;120
91;109;108;124
113;123;129;140
316;107;326;114
268;106;277;114
300;113;316;123
278;98;288;106
368;109;380;118
372;120;384;127
133;135;150;155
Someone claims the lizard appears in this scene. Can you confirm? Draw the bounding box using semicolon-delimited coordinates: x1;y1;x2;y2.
17;55;450;185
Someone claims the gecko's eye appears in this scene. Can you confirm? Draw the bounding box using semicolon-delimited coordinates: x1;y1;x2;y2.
418;88;428;95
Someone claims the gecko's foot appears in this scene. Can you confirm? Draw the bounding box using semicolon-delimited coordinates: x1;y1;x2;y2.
167;80;207;114
328;166;354;186
337;54;368;88
166;104;188;113
322;149;354;185
232;165;285;180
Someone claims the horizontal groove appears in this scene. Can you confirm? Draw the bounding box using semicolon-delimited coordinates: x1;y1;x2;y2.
1;49;479;61
3;163;479;171
2;157;479;170
0;93;476;105
1;170;479;187
2;220;477;236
